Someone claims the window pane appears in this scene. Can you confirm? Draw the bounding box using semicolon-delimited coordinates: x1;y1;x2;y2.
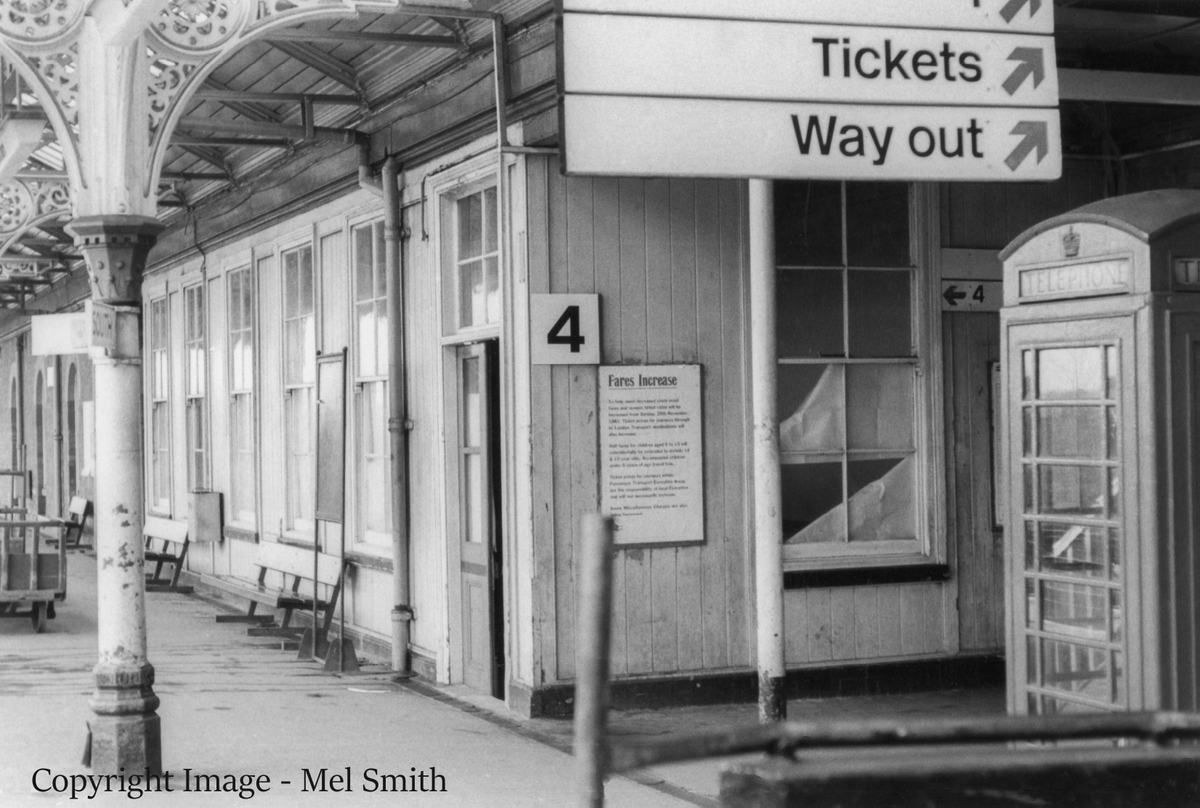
1038;347;1104;400
485;255;500;324
355;226;373;304
359;381;390;540
1041;638;1109;703
358;302;376;378
779;365;844;452
1031;522;1109;579
777;269;843;358
463;357;481;447
287;388;314;529
1041;580;1107;641
459;259;484;328
464;453;484;543
781;462;845;543
299;248;314;315
375;299;388;375
284;251;298;317
847;270;911;357
1037;406;1105;459
484;186;498;254
1037;465;1109;517
846;182;910;267
848;456;914;542
775;180;841;266
846;364;913;450
458;193;483;259
375;222;387;300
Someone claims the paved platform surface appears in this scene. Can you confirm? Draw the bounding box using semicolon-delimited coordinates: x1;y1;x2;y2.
0;550;1005;807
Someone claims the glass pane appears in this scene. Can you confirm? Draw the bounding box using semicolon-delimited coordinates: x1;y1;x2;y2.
284;251;298;317
1034;522;1108;579
1041;638;1109;703
1041;580;1107;641
459;259;484;328
1106;407;1117;460
299;248;313;315
1037;347;1104;400
485;255;500;324
847;456;915;542
361;383;389;535
375;222;387;300
355;225;373;303
375;299;388;376
781;462;845;543
846;364;913;450
1023;350;1035;400
464;453;483;544
287;389;314;526
1025;579;1037;628
846;182;910;267
286;318;305;385
1106;345;1119;398
228;272;242;331
847;270;912;357
775;180;842;267
1109;528;1122;581
1025;521;1037;571
357;302;375;378
778;365;844;452
1111;590;1123;643
776;269;843;358
1037;465;1107;517
463;357;480;448
1112;651;1124;704
1037;406;1105;459
1026;634;1038;685
1039;695;1099;715
484;186;498;254
1022;408;1033;457
458;193;483;260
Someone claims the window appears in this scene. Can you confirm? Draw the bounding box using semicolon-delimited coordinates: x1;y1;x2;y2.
283;245;315;535
185;285;210;491
228;266;257;526
775;181;925;562
35;370;44;514
66;364;77;497
453;186;499;330
148;297;171;513
353;221;390;548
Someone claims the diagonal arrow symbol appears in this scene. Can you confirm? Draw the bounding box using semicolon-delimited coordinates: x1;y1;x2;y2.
1003;47;1045;95
1000;0;1042;24
1006;121;1049;171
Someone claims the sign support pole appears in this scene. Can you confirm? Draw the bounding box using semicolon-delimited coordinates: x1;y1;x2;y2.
749;180;786;723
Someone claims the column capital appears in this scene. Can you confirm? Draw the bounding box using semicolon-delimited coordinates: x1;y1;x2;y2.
65;215;165;305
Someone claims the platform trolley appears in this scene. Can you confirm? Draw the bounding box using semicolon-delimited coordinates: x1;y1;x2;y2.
0;468;66;632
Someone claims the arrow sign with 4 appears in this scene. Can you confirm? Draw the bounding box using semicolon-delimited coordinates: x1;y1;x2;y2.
941;280;1002;311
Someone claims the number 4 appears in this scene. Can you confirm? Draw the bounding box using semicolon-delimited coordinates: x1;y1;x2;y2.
972;285;985;303
548;305;585;353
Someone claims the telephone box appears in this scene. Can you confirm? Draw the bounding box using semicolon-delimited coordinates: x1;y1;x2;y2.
1000;189;1200;715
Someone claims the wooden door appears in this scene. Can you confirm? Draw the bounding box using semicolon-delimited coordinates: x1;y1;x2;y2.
944;312;1004;651
457;342;503;696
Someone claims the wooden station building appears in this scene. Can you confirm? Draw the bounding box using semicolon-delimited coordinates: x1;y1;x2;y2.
0;0;1198;731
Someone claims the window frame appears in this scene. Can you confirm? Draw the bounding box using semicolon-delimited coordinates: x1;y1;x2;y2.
439;171;502;342
350;217;392;553
147;296;172;516
281;241;317;538
227;263;258;529
775;181;944;571
184;283;211;493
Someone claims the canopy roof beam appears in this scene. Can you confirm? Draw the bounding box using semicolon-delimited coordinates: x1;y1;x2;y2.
268;41;361;95
264;29;462;49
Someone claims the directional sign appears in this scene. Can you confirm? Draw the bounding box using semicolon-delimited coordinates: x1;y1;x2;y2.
561;0;1053;35
563;16;1057;107
560;3;1060;181
564;97;1060;181
531;294;601;364
941;280;1002;311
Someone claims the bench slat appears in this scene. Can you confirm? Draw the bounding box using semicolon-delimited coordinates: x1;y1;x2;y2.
255;541;343;587
144;516;188;544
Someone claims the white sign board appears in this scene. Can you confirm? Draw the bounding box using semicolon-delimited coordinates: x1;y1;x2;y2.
564;97;1060;181
531;294;600;364
560;2;1059;181
31;301;118;356
941;280;1002;311
561;0;1053;34
600;365;704;546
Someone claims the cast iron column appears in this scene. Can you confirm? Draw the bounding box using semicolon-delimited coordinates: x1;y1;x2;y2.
67;215;165;774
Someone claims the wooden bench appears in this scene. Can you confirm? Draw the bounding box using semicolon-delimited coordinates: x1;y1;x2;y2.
144;516;191;592
63;497;91;549
214;541;346;640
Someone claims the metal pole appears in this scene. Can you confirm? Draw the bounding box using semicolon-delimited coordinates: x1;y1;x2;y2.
749;179;787;724
574;513;614;808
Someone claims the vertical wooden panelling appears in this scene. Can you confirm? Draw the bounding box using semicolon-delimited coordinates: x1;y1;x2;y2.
878;586;903;657
830;588;857;660
807;589;833;662
320;232;347;353
696;179;728;671
854;588;880;659
946;312;1003;651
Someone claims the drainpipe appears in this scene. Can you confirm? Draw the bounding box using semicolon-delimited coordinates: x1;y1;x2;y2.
16;333;25;481
358;144;412;674
54;355;62;514
382;156;412;675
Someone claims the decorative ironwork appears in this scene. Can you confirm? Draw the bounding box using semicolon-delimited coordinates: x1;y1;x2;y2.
152;1;245;55
0;0;85;48
0;179;34;234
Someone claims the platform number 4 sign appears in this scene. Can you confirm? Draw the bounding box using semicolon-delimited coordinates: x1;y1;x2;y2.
531;294;601;365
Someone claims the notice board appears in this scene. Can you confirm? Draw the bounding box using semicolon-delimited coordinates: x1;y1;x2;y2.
315;350;347;523
600;365;704;546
